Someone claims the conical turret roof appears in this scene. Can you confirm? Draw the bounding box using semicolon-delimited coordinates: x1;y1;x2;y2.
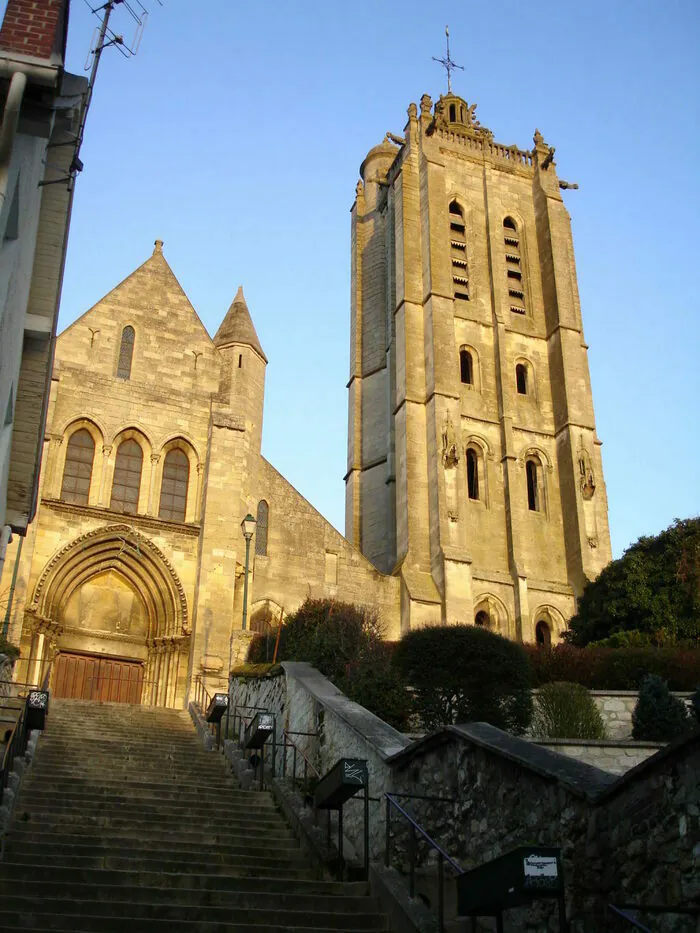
213;286;267;362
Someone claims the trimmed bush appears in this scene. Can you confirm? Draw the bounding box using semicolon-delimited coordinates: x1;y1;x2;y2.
532;682;606;740
525;644;700;691
632;674;691;741
247;598;411;731
393;624;533;734
0;637;20;664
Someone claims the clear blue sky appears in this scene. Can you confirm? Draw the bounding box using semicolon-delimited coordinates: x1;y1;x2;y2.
32;0;700;556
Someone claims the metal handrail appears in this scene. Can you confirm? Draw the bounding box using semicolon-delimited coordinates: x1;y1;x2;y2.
0;696;29;806
608;905;653;932
281;728;320;784
385;792;463;933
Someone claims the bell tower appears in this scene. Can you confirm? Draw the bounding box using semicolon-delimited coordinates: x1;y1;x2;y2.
346;85;612;641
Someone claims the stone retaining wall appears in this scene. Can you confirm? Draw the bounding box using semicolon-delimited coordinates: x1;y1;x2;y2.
589;690;693;739
229;665;698;932
534;738;664;775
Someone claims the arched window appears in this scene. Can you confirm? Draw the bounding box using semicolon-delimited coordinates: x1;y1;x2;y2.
110;439;143;513
158;448;189;522
449;103;456;122
536;619;552;649
503;217;526;314
116;326;135;380
60;429;95;505
526;458;541;512
255;499;269;556
516;362;528;395
475;610;490;628
459;348;473;385
466;448;479;501
449;200;470;300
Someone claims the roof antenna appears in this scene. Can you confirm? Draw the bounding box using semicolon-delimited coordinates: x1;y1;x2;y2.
41;0;162;188
432;25;463;94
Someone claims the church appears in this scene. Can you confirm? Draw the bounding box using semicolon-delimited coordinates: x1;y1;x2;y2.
2;88;612;706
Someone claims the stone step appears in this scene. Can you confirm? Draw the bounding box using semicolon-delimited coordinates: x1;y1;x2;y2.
20;776;242;796
10;821;297;847
0;880;371;912
0;865;364;897
10;812;291;836
18;786;273;809
5;835;301;860
0;897;386;930
0;915;383;933
14;797;276;822
2;853;318;877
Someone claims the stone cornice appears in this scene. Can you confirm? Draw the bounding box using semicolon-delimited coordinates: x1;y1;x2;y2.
40;498;201;538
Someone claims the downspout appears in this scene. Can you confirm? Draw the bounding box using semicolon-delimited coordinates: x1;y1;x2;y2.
0;71;27;210
0;524;11;582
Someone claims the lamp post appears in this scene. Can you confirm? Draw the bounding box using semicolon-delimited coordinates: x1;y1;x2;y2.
225;512;256;742
240;513;256;632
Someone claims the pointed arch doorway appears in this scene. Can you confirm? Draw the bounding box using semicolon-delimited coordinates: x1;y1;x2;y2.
25;524;190;707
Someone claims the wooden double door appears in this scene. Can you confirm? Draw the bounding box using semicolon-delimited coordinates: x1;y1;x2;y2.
53;652;144;704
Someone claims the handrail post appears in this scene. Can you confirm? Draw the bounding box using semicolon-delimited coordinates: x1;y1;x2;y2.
385;796;391;867
437;852;444;933
409;824;416;898
363;783;370;881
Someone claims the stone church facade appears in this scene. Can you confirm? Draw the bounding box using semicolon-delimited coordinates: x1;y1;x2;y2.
1;90;612;706
346;92;612;642
3;242;399;705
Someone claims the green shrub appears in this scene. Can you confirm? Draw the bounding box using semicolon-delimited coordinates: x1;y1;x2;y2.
632;674;691;741
247;598;411;731
532;682;606;740
393;624;533;735
525;644;700;691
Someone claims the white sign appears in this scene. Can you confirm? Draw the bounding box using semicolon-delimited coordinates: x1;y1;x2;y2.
523;855;558;879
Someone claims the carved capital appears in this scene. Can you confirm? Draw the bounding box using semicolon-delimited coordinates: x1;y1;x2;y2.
150;454;161;465
102;445;112;457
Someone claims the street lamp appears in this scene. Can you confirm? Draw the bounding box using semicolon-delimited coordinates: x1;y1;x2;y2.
240;513;256;632
225;511;257;742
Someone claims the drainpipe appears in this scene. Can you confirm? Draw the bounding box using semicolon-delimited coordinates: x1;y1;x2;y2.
2;531;21;640
0;71;27;211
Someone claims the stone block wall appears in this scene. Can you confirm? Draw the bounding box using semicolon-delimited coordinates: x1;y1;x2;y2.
589;690;694;739
534;738;664;776
229;665;699;932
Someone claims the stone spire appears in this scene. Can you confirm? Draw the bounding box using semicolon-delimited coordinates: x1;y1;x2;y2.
213;286;267;362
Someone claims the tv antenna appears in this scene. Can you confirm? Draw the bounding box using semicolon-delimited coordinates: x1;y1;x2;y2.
41;0;161;188
432;25;463;94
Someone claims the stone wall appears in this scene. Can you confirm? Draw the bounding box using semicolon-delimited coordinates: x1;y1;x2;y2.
229;665;699;932
533;738;664;776
589;690;693;739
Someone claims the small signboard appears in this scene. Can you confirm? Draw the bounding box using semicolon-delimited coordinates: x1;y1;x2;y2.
457;845;563;916
25;691;49;730
315;757;368;810
243;711;274;749
205;693;229;724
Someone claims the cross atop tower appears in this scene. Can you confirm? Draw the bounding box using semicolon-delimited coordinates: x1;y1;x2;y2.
432;25;463;94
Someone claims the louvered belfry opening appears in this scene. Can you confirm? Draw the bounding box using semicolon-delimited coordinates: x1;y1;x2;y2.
449;200;470;301
503;217;526;314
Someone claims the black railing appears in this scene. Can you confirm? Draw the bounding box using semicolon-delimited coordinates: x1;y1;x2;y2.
608;904;699;931
385;793;463;933
0;695;29;806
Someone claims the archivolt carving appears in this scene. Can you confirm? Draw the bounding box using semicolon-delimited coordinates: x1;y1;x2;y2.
31;524;189;638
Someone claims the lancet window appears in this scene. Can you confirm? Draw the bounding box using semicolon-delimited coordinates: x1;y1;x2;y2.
449;201;470;301
60;429;95;505
503;217;526;314
110;439;143;514
116;326;135;379
158;449;189;522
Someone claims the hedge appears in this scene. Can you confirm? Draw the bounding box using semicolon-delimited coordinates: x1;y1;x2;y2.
394;624;533;734
525;644;700;691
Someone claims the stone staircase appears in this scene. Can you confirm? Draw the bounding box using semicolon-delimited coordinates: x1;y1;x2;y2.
0;699;389;932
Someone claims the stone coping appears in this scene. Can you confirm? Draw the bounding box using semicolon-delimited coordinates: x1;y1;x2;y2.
533;738;665;749
388;722;617;801
282;661;411;760
586;689;693;697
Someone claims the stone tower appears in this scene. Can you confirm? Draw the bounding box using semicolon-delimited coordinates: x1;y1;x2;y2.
346;92;612;642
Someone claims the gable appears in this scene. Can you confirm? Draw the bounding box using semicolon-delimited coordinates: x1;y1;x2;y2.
56;247;219;398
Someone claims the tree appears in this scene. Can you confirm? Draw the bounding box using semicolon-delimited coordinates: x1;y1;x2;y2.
393;624;533;734
632;674;690;741
248;598;411;731
567;518;700;647
532;682;606;740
